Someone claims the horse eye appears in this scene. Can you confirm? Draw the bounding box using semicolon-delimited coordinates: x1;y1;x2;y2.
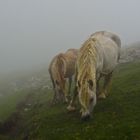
55;80;59;85
78;81;81;87
88;79;93;89
90;97;94;103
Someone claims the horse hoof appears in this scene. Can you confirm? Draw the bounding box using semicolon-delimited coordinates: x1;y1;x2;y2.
67;105;76;111
65;99;69;103
81;114;90;121
98;93;106;99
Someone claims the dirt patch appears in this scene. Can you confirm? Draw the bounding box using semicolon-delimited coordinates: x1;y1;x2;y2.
0;93;34;137
0;111;20;134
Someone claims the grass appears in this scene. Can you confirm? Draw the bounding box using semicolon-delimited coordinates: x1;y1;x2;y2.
0;90;28;122
0;61;140;140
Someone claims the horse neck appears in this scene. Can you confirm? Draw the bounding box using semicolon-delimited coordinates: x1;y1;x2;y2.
78;41;97;89
78;56;96;85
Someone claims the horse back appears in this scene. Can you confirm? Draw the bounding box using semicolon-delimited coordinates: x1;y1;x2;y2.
91;32;121;74
91;31;121;48
64;49;78;77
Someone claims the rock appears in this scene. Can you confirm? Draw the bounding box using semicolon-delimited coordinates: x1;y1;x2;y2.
120;43;140;63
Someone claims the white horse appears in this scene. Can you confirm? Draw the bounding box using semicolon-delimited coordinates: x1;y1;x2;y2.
67;31;121;120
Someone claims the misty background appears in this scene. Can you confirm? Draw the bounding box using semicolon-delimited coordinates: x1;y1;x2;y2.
0;0;140;75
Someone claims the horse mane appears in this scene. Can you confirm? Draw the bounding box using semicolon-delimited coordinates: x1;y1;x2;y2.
66;48;78;56
77;38;97;83
76;38;98;107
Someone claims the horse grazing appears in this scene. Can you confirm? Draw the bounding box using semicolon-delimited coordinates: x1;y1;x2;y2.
49;49;78;104
67;31;121;120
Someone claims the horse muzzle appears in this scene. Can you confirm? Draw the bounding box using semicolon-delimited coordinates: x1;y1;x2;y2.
81;112;90;121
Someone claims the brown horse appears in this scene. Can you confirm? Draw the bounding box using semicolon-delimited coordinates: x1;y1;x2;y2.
49;49;78;103
67;31;121;120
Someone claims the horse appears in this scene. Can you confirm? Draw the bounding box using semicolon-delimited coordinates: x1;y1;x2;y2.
67;31;121;120
48;48;78;104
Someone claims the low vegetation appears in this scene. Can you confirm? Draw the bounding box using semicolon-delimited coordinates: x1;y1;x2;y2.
0;61;140;140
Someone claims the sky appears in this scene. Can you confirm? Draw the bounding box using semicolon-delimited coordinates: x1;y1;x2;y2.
0;0;140;74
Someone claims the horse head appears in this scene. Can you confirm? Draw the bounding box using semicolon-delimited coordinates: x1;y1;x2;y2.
76;38;97;120
77;73;96;120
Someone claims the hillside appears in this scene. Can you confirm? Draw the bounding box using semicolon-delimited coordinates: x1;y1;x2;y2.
120;42;140;63
0;61;140;140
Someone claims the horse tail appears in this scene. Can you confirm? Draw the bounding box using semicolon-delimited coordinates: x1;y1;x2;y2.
56;53;65;82
110;35;121;48
48;61;56;89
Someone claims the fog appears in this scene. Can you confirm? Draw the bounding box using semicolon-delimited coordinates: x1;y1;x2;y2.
0;0;140;75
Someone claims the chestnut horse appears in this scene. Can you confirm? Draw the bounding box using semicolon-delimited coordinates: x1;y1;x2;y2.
49;49;78;103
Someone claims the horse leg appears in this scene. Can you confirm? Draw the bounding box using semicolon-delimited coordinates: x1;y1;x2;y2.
63;77;72;103
96;74;102;96
52;90;58;104
98;72;112;99
104;72;113;97
68;77;72;97
67;86;78;111
64;90;69;103
50;76;58;104
63;82;69;103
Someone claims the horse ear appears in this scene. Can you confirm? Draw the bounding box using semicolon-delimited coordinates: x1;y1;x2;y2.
91;38;96;42
88;80;93;88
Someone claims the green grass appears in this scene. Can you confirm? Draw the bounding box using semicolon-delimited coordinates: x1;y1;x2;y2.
0;90;28;122
1;61;140;140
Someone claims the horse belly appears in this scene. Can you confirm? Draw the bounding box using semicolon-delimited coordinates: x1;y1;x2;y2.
97;42;119;75
102;47;118;74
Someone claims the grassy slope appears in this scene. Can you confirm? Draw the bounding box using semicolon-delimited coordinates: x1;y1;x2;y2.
0;91;28;122
0;66;48;122
0;75;29;122
1;61;140;140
